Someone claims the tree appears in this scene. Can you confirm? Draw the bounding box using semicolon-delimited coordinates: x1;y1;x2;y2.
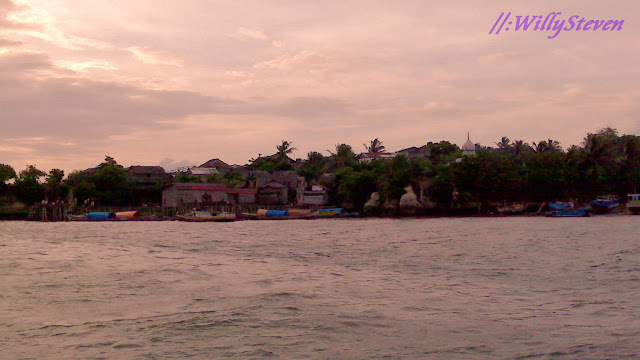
45;168;67;202
522;151;567;201
533;139;562;153
577;127;624;196
326;144;357;171
14;165;46;205
175;173;200;183
334;166;380;210
205;172;221;183
297;151;327;186
89;157;135;205
0;164;16;184
455;150;522;205
364;138;386;157
427;141;460;165
0;163;17;203
496;137;511;150
276;140;297;160
511;140;533;159
381;154;427;201
222;170;244;188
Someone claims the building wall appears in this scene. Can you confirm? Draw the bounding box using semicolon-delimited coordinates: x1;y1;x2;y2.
255;171;299;189
257;188;287;204
238;193;255;203
300;192;328;205
162;187;228;206
163;185;257;206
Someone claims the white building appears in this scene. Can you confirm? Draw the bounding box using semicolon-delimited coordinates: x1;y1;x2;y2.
462;133;476;156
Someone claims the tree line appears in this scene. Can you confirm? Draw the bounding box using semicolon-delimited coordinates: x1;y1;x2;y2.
1;127;639;210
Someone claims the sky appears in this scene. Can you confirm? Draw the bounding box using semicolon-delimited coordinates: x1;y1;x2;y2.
1;0;638;174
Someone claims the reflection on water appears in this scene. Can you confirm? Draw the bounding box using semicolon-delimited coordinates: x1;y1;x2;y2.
1;217;639;359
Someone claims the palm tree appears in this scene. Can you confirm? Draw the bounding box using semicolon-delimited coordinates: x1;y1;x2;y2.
276;140;297;159
496;137;510;149
533;139;561;153
512;140;532;158
364;138;386;157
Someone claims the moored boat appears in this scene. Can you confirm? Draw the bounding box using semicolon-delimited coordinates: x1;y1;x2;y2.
497;203;527;215
627;194;640;214
588;195;620;214
241;209;316;220
546;202;589;217
176;210;236;222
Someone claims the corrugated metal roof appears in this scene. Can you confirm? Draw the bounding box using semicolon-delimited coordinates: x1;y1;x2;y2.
188;168;219;175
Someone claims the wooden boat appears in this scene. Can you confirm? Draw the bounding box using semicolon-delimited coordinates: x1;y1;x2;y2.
176;210;236;222
67;212;116;221
67;211;159;221
241;209;316;220
545;202;589;217
497;203;527;215
115;211;141;220
67;214;90;221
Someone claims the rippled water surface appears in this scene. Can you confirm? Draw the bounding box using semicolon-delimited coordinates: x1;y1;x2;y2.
1;217;639;359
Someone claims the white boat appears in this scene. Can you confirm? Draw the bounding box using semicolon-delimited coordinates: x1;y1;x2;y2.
176;210;236;222
627;194;640;214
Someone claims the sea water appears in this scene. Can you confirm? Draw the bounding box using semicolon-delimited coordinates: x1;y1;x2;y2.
1;217;638;359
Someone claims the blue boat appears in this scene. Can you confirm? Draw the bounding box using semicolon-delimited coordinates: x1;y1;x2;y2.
87;212;116;220
546;202;589;217
588;195;619;214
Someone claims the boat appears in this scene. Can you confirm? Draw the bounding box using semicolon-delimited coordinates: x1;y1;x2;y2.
88;211;116;220
176;210;236;222
588;195;620;214
627;194;640;214
497;203;527;215
546;202;589;217
115;210;142;220
315;207;359;218
68;211;159;221
241;209;316;220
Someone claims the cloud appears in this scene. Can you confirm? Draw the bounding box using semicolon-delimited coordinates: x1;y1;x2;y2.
55;60;117;72
235;27;268;40
0;52;242;142
1;0;639;173
254;50;332;71
0;0;37;30
476;52;526;64
0;38;22;47
266;96;352;119
0;50;52;72
125;46;183;66
157;158;196;172
1;0;111;50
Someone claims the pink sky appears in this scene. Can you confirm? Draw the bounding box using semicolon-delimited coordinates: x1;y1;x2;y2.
1;0;638;174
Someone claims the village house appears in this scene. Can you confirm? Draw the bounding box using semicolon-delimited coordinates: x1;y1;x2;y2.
162;183;256;206
298;184;330;206
357;152;397;163
256;181;288;204
199;158;232;174
127;166;171;185
249;170;301;204
186;167;219;182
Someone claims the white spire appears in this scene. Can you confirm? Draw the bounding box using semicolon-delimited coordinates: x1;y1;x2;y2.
462;132;475;156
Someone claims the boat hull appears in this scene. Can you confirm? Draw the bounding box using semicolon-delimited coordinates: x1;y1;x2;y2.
240;213;316;220
175;214;235;222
